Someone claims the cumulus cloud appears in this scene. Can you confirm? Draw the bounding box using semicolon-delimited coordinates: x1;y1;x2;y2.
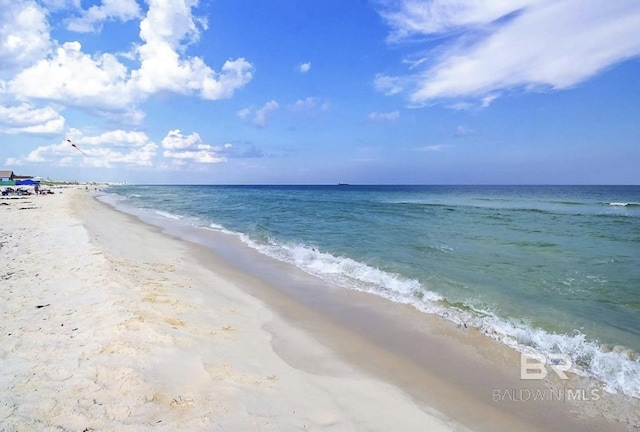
6;128;157;167
131;0;253;100
297;62;311;73
66;0;142;33
2;0;254;124
9;41;134;112
0;103;65;134
376;0;640;104
0;0;51;75
161;129;227;163
368;110;400;122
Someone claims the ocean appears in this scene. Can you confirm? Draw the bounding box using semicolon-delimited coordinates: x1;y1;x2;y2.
101;185;640;399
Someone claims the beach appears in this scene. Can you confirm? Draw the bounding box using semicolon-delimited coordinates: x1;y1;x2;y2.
1;188;638;431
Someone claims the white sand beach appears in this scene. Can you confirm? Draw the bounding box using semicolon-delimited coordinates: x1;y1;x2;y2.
1;189;638;431
0;189;458;431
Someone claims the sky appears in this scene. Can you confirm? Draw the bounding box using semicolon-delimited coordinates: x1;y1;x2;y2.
1;0;639;185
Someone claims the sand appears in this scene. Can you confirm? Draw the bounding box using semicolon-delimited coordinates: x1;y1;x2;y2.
1;189;638;431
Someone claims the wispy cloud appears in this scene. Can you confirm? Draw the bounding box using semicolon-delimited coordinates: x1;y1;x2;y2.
236;107;251;119
454;125;471;137
374;73;404;96
368;110;400;123
376;0;640;105
252;100;279;127
289;97;330;114
415;144;448;152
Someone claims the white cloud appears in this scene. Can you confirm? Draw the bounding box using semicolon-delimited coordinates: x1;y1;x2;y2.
236;107;251;119
415;144;448;151
377;0;640;104
6;129;158;167
0;0;51;75
0;103;65;134
200;58;254;99
8;41;134;112
374;73;404;96
2;0;253;122
368;110;400;122
454;125;471;136
252;100;279;127
289;97;330;114
83;142;157;167
66;0;141;33
161;129;227;164
379;0;534;41
480;93;498;108
161;129;203;150
131;0;253;100
77;128;151;148
298;62;311;73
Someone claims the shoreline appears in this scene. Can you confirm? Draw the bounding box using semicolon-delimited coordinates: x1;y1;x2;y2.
1;189;638;430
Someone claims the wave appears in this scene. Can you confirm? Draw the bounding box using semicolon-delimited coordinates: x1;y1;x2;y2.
605;202;640;208
548;200;587;206
477;315;640;399
153;210;183;220
203;222;640;399
103;187;640;400
242;235;443;303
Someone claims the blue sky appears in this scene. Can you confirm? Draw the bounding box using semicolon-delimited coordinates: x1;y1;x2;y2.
1;0;639;184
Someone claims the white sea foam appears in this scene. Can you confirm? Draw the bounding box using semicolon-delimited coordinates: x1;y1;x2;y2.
204;224;640;399
240;236;639;398
473;313;640;399
154;210;183;220
224;232;444;305
103;195;640;400
208;222;233;233
105;186;640;401
606;202;640;207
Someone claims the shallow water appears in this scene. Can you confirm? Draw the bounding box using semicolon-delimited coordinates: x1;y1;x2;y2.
104;185;640;398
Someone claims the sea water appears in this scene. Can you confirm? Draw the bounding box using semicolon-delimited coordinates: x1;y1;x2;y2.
103;185;640;398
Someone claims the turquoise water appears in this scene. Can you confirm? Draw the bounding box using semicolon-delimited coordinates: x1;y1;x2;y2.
104;185;640;397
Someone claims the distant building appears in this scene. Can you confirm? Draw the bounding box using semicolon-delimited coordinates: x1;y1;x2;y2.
0;170;16;186
13;174;34;181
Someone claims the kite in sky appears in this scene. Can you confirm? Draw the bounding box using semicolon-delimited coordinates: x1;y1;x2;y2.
67;139;87;156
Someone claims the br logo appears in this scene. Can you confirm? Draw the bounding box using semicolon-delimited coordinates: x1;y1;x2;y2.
520;353;572;380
